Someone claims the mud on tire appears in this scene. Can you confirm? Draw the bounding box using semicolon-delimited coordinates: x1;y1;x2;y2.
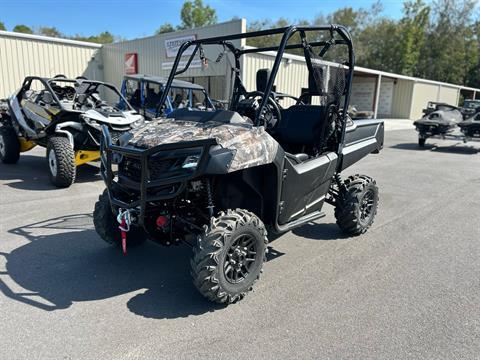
334;175;379;236
0;126;20;164
93;189;146;247
46;136;76;188
191;209;268;304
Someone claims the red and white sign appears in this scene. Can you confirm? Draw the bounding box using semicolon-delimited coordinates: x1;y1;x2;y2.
124;53;138;74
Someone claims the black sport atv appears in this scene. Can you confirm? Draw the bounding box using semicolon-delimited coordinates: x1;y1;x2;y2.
94;25;384;304
0;76;144;187
413;102;464;147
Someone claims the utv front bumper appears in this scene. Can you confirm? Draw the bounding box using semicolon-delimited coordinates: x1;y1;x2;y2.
100;126;215;225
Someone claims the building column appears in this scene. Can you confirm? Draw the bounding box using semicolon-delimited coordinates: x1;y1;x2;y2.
373;74;382;119
474;91;477;100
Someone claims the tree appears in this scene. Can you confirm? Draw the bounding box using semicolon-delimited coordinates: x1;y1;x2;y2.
73;31;115;44
356;19;400;72
39;26;62;38
13;25;33;34
179;0;217;29
0;21;6;31
156;23;175;34
425;0;477;84
396;0;430;76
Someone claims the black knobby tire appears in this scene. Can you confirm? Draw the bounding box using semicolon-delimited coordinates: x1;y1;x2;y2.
46;136;76;188
93;189;147;247
334;175;379;236
418;138;426;147
191;209;268;304
0;126;20;164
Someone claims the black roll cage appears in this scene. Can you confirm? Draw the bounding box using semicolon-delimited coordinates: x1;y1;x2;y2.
158;25;355;151
20;76;134;112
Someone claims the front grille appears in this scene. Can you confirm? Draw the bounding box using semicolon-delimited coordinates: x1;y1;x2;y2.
119;157;180;182
110;130;126;143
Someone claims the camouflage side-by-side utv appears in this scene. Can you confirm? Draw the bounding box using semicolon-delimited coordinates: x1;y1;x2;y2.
94;25;384;304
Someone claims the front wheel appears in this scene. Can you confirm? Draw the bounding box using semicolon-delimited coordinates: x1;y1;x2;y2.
418;137;426;147
191;209;268;304
334;175;379;236
46;136;76;188
0;126;20;164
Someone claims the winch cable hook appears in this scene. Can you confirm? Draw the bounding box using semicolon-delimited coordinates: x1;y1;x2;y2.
117;209;132;255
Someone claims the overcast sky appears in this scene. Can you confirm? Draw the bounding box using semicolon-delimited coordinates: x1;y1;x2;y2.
2;0;416;39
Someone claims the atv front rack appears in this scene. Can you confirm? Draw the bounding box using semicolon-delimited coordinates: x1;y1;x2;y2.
100;126;216;225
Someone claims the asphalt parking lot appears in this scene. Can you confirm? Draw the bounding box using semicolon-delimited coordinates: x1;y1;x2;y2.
0;126;479;359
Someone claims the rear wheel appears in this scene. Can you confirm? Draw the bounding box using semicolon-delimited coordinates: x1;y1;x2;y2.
93;189;146;247
334;175;379;236
0;126;20;164
46;136;76;188
418;137;426;147
191;209;268;304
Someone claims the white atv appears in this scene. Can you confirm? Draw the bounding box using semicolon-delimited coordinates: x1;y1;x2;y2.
0;75;144;187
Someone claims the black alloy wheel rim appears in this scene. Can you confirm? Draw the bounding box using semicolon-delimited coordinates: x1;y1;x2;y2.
224;233;257;284
359;189;375;225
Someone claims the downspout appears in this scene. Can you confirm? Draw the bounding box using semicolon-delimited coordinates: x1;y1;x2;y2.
373;74;382;119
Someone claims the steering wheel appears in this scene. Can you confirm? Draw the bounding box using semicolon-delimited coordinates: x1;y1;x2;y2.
244;91;282;129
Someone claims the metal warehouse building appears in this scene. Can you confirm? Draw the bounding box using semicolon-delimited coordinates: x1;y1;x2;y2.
1;19;478;119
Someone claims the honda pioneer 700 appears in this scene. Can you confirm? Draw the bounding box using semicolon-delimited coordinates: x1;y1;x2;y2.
0;76;144;187
94;25;384;304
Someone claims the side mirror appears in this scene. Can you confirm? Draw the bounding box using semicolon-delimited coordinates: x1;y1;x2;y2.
42;91;54;104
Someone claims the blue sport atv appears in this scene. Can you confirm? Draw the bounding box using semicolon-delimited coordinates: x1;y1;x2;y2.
121;74;215;119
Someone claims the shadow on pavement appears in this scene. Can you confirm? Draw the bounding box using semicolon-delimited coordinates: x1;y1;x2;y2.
292;222;348;241
390;142;479;154
0;155;101;190
1;214;283;319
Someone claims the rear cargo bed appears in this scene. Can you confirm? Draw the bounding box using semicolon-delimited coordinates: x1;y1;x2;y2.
341;119;384;170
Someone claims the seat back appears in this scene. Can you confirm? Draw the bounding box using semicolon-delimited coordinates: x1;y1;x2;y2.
276;105;325;145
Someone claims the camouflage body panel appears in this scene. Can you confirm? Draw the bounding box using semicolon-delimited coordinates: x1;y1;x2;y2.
127;118;279;172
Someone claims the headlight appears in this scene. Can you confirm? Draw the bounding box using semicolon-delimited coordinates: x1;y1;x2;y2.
182;154;200;169
82;116;102;130
131;118;145;128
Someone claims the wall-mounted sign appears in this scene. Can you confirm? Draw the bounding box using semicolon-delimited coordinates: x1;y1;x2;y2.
161;59;202;71
165;34;196;58
124;53;138;74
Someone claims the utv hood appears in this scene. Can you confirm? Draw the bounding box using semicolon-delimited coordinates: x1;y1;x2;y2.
84;109;143;126
123;118;279;172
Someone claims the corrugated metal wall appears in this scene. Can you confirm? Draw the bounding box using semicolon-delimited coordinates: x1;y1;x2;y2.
410;82;437;119
409;82;460;119
391;79;414;118
0;31;101;98
101;20;245;101
243;52;309;107
438;85;459;105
